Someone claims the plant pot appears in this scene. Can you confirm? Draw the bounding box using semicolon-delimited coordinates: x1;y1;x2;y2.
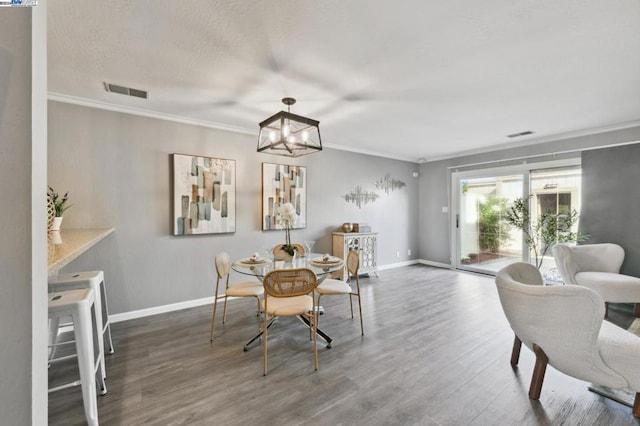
50;231;62;245
51;216;64;231
283;251;296;263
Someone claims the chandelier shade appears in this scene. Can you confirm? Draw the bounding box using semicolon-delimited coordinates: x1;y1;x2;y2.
257;98;322;157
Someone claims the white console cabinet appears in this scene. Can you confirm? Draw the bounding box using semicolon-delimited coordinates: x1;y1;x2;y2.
332;232;378;281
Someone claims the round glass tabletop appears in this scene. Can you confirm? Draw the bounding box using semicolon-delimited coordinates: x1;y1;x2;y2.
232;252;343;279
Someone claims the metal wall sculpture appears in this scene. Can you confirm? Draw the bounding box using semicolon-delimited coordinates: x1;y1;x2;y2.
375;173;406;194
342;185;379;209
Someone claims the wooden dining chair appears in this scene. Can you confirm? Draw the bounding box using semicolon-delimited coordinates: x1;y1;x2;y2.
316;250;364;336
272;243;306;260
261;267;319;375
210;252;264;341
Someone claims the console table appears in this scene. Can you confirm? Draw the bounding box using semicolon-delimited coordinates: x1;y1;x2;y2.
332;231;378;280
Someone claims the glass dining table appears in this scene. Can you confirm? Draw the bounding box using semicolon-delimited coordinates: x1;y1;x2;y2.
232;252;344;350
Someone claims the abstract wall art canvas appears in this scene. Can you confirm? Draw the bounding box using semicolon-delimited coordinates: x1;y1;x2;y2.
262;163;306;230
172;153;236;235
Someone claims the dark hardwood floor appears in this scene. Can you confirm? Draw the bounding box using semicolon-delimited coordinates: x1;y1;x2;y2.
48;265;640;425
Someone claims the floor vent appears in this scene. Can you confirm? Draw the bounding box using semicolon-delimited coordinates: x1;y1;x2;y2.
103;82;148;99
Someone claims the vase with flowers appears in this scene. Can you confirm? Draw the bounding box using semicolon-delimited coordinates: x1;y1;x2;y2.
48;186;72;231
279;202;298;261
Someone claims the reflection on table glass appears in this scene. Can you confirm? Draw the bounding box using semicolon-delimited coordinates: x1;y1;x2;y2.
232;252;343;281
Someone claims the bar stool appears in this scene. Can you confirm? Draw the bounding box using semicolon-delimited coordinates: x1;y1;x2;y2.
49;270;114;381
48;288;106;426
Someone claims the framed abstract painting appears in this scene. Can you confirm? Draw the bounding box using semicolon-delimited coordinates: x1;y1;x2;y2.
172;153;236;235
262;163;306;230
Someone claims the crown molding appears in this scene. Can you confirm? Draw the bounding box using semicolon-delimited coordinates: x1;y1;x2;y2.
48;92;257;135
422;119;640;163
52;93;637;165
48;92;419;163
322;142;417;163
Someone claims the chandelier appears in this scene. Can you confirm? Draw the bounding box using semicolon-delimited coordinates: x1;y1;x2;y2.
257;97;322;157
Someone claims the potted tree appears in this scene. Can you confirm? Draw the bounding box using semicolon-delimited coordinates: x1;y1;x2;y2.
505;196;587;270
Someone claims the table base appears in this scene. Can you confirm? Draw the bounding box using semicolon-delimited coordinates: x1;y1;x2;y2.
243;315;333;351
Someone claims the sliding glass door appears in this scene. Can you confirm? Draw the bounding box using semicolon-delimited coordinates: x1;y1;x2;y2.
452;161;581;275
528;166;582;274
456;173;524;274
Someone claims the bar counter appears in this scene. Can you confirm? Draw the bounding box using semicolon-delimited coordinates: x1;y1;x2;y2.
48;228;115;275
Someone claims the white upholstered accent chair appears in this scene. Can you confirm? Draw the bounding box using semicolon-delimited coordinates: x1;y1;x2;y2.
316;250;364;336
553;243;640;317
496;262;640;417
261;267;319;375
210;252;264;341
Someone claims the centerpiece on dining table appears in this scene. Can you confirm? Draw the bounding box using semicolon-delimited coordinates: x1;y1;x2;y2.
279;202;298;262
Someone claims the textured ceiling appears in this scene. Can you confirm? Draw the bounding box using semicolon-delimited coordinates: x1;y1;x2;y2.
48;0;640;162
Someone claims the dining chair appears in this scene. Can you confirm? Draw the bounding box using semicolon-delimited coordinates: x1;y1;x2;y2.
316;250;364;336
210;252;264;341
272;243;305;260
261;267;319;375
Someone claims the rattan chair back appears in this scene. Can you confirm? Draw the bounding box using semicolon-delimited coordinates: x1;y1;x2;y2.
263;268;318;298
215;252;231;279
272;243;306;260
347;250;359;276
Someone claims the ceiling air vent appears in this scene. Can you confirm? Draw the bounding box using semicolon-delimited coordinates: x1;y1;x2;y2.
103;82;148;99
507;130;534;138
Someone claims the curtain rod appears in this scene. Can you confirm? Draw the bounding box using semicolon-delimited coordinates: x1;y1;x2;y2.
446;140;640;171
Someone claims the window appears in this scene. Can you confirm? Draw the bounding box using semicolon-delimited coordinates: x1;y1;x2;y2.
452;161;581;276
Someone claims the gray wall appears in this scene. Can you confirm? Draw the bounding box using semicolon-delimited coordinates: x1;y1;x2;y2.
48;101;419;315
0;6;48;424
581;144;640;277
419;126;640;266
0;10;32;424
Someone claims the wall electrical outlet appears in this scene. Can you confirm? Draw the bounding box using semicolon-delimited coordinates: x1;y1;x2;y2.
408;249;411;256
396;250;400;258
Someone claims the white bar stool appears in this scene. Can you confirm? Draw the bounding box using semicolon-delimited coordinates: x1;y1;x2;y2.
48;288;106;426
49;270;115;381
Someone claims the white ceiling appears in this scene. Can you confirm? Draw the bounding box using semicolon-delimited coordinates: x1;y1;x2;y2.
47;1;640;162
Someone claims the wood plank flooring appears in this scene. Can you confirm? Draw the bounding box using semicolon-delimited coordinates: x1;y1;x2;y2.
48;265;640;425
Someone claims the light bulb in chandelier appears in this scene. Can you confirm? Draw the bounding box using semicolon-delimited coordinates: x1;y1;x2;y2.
257;97;323;157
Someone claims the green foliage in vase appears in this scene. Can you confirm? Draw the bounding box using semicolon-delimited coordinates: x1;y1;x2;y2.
48;186;73;217
505;196;587;269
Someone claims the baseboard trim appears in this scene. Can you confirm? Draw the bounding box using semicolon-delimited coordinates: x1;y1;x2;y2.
110;296;214;323
110;260;453;323
418;259;454;269
377;260;420;271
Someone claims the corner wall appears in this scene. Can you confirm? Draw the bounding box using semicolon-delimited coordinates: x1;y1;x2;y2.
581;143;640;276
418;126;640;266
0;5;48;424
48;101;419;315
